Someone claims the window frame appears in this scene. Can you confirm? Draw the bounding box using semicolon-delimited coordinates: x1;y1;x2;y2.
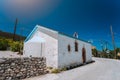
68;44;71;52
75;41;78;52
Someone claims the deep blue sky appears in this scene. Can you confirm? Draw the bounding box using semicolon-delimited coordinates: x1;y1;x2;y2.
0;0;120;50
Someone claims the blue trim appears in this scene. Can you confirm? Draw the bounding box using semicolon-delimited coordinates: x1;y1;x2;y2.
24;25;90;44
58;32;90;44
24;26;38;42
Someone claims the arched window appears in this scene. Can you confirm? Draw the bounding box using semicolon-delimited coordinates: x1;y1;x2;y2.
82;47;86;63
75;41;78;52
68;45;71;52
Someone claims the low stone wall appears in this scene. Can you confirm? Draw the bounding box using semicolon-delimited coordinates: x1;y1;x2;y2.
0;57;46;80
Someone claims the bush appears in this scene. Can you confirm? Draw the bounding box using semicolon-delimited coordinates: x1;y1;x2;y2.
0;39;8;50
0;37;23;52
60;67;67;71
92;49;98;57
6;39;13;47
47;67;53;70
51;69;61;73
10;41;23;52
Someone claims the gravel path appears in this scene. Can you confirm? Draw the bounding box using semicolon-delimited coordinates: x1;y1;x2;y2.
24;57;120;80
0;51;22;58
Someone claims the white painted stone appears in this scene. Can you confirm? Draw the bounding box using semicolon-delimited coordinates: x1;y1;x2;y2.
58;34;92;68
24;25;92;68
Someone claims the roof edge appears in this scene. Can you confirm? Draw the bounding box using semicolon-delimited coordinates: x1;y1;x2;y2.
25;25;91;44
58;32;91;44
24;25;39;42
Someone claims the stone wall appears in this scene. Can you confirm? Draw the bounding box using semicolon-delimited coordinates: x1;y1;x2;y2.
0;57;46;80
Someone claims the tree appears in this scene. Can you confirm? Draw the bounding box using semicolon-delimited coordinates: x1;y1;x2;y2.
92;49;98;57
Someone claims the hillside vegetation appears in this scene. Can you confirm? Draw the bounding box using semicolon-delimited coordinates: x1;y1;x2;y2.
0;30;25;40
0;30;25;54
92;48;120;59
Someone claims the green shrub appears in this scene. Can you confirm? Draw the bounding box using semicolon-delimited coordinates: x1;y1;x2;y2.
6;39;13;47
60;67;67;71
10;41;22;52
0;37;23;52
47;67;53;70
51;69;61;73
0;39;8;50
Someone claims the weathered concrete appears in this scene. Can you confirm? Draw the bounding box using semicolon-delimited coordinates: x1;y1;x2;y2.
24;57;120;80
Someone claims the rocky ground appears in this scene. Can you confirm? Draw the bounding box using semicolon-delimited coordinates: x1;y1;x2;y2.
0;51;23;58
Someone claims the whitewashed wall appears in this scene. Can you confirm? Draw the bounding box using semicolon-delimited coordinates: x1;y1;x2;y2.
24;25;92;69
37;26;59;68
37;31;58;68
24;42;43;57
58;34;92;68
24;26;59;68
84;43;92;62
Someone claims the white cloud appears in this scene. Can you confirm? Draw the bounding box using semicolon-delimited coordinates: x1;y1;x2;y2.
3;0;61;20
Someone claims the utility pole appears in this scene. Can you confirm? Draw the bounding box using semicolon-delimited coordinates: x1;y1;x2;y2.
13;18;18;41
110;26;116;59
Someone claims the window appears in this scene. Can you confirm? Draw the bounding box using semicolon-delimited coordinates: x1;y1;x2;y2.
75;41;78;52
68;45;71;52
82;47;86;63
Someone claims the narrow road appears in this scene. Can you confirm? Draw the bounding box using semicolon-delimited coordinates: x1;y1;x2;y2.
24;58;120;80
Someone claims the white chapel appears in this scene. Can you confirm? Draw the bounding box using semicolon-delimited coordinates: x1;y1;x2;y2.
23;25;92;68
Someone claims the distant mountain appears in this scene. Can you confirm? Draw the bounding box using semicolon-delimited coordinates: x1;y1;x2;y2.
0;30;26;40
